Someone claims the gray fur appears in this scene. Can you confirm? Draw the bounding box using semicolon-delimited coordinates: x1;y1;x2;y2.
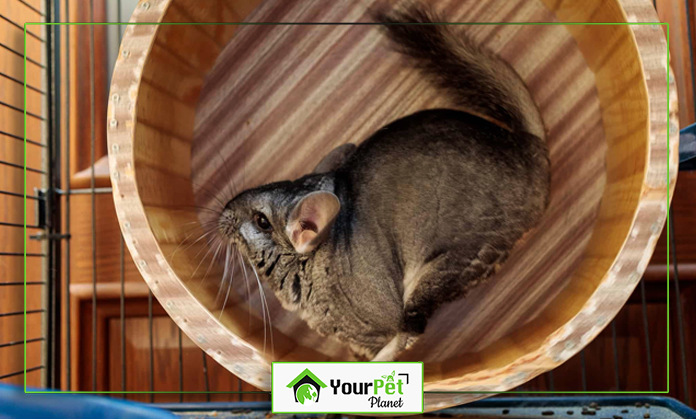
217;3;550;361
313;143;357;174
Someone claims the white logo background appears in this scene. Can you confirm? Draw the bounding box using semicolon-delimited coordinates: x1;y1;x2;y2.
272;362;423;414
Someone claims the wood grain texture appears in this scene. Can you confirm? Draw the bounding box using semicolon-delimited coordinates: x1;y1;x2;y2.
106;0;675;410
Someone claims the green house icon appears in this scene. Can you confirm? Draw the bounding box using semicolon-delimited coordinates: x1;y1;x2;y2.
286;368;328;404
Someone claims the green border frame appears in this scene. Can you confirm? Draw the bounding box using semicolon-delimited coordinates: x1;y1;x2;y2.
271;361;424;414
22;21;672;396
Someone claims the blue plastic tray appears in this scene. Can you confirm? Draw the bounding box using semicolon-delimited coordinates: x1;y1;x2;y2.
0;384;175;419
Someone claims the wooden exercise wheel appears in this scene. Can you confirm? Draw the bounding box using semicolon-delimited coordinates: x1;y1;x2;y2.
106;0;678;411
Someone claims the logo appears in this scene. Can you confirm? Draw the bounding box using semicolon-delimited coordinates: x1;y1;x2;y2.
330;369;411;409
272;362;423;414
286;368;328;404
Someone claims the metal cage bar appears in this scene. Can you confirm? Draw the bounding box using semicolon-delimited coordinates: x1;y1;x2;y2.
62;0;71;392
88;0;97;393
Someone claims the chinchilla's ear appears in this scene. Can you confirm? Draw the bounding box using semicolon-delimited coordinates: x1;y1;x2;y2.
286;191;341;254
312;143;357;174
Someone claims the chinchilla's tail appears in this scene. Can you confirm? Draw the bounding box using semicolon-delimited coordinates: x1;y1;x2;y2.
373;2;545;139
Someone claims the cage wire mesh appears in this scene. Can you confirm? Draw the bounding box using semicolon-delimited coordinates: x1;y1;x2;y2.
0;0;693;407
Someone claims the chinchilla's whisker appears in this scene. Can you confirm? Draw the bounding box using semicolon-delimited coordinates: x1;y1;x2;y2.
237;251;253;332
193;218;222;226
190;179;228;209
170;231;197;260
181;220;220;234
224;245;237;306
252;265;274;359
216;244;231;304
191;232;218;265
199;222;223;237
176;224;211;246
182;229;216;254
199;240;223;290
190;234;220;281
170;228;216;261
185;217;222;227
180;218;218;228
219;244;235;320
245;259;266;355
172;227;219;261
182;205;224;216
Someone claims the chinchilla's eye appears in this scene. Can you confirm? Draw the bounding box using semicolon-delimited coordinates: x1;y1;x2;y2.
254;212;272;231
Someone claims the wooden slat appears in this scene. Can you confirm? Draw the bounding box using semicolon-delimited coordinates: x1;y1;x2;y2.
554;0;627;23
0;340;43;387
140;42;204;105
17;0;42;14
0;0;44;38
136;82;196;143
0;226;42;254
0;48;42;89
170;0;240;47
0;73;42;115
158;242;225;282
0;137;42;171
142;206;199;245
156;10;222;73
0;195;39;227
133;123;191;179
0;105;42;140
0;18;44;64
135;165;195;208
